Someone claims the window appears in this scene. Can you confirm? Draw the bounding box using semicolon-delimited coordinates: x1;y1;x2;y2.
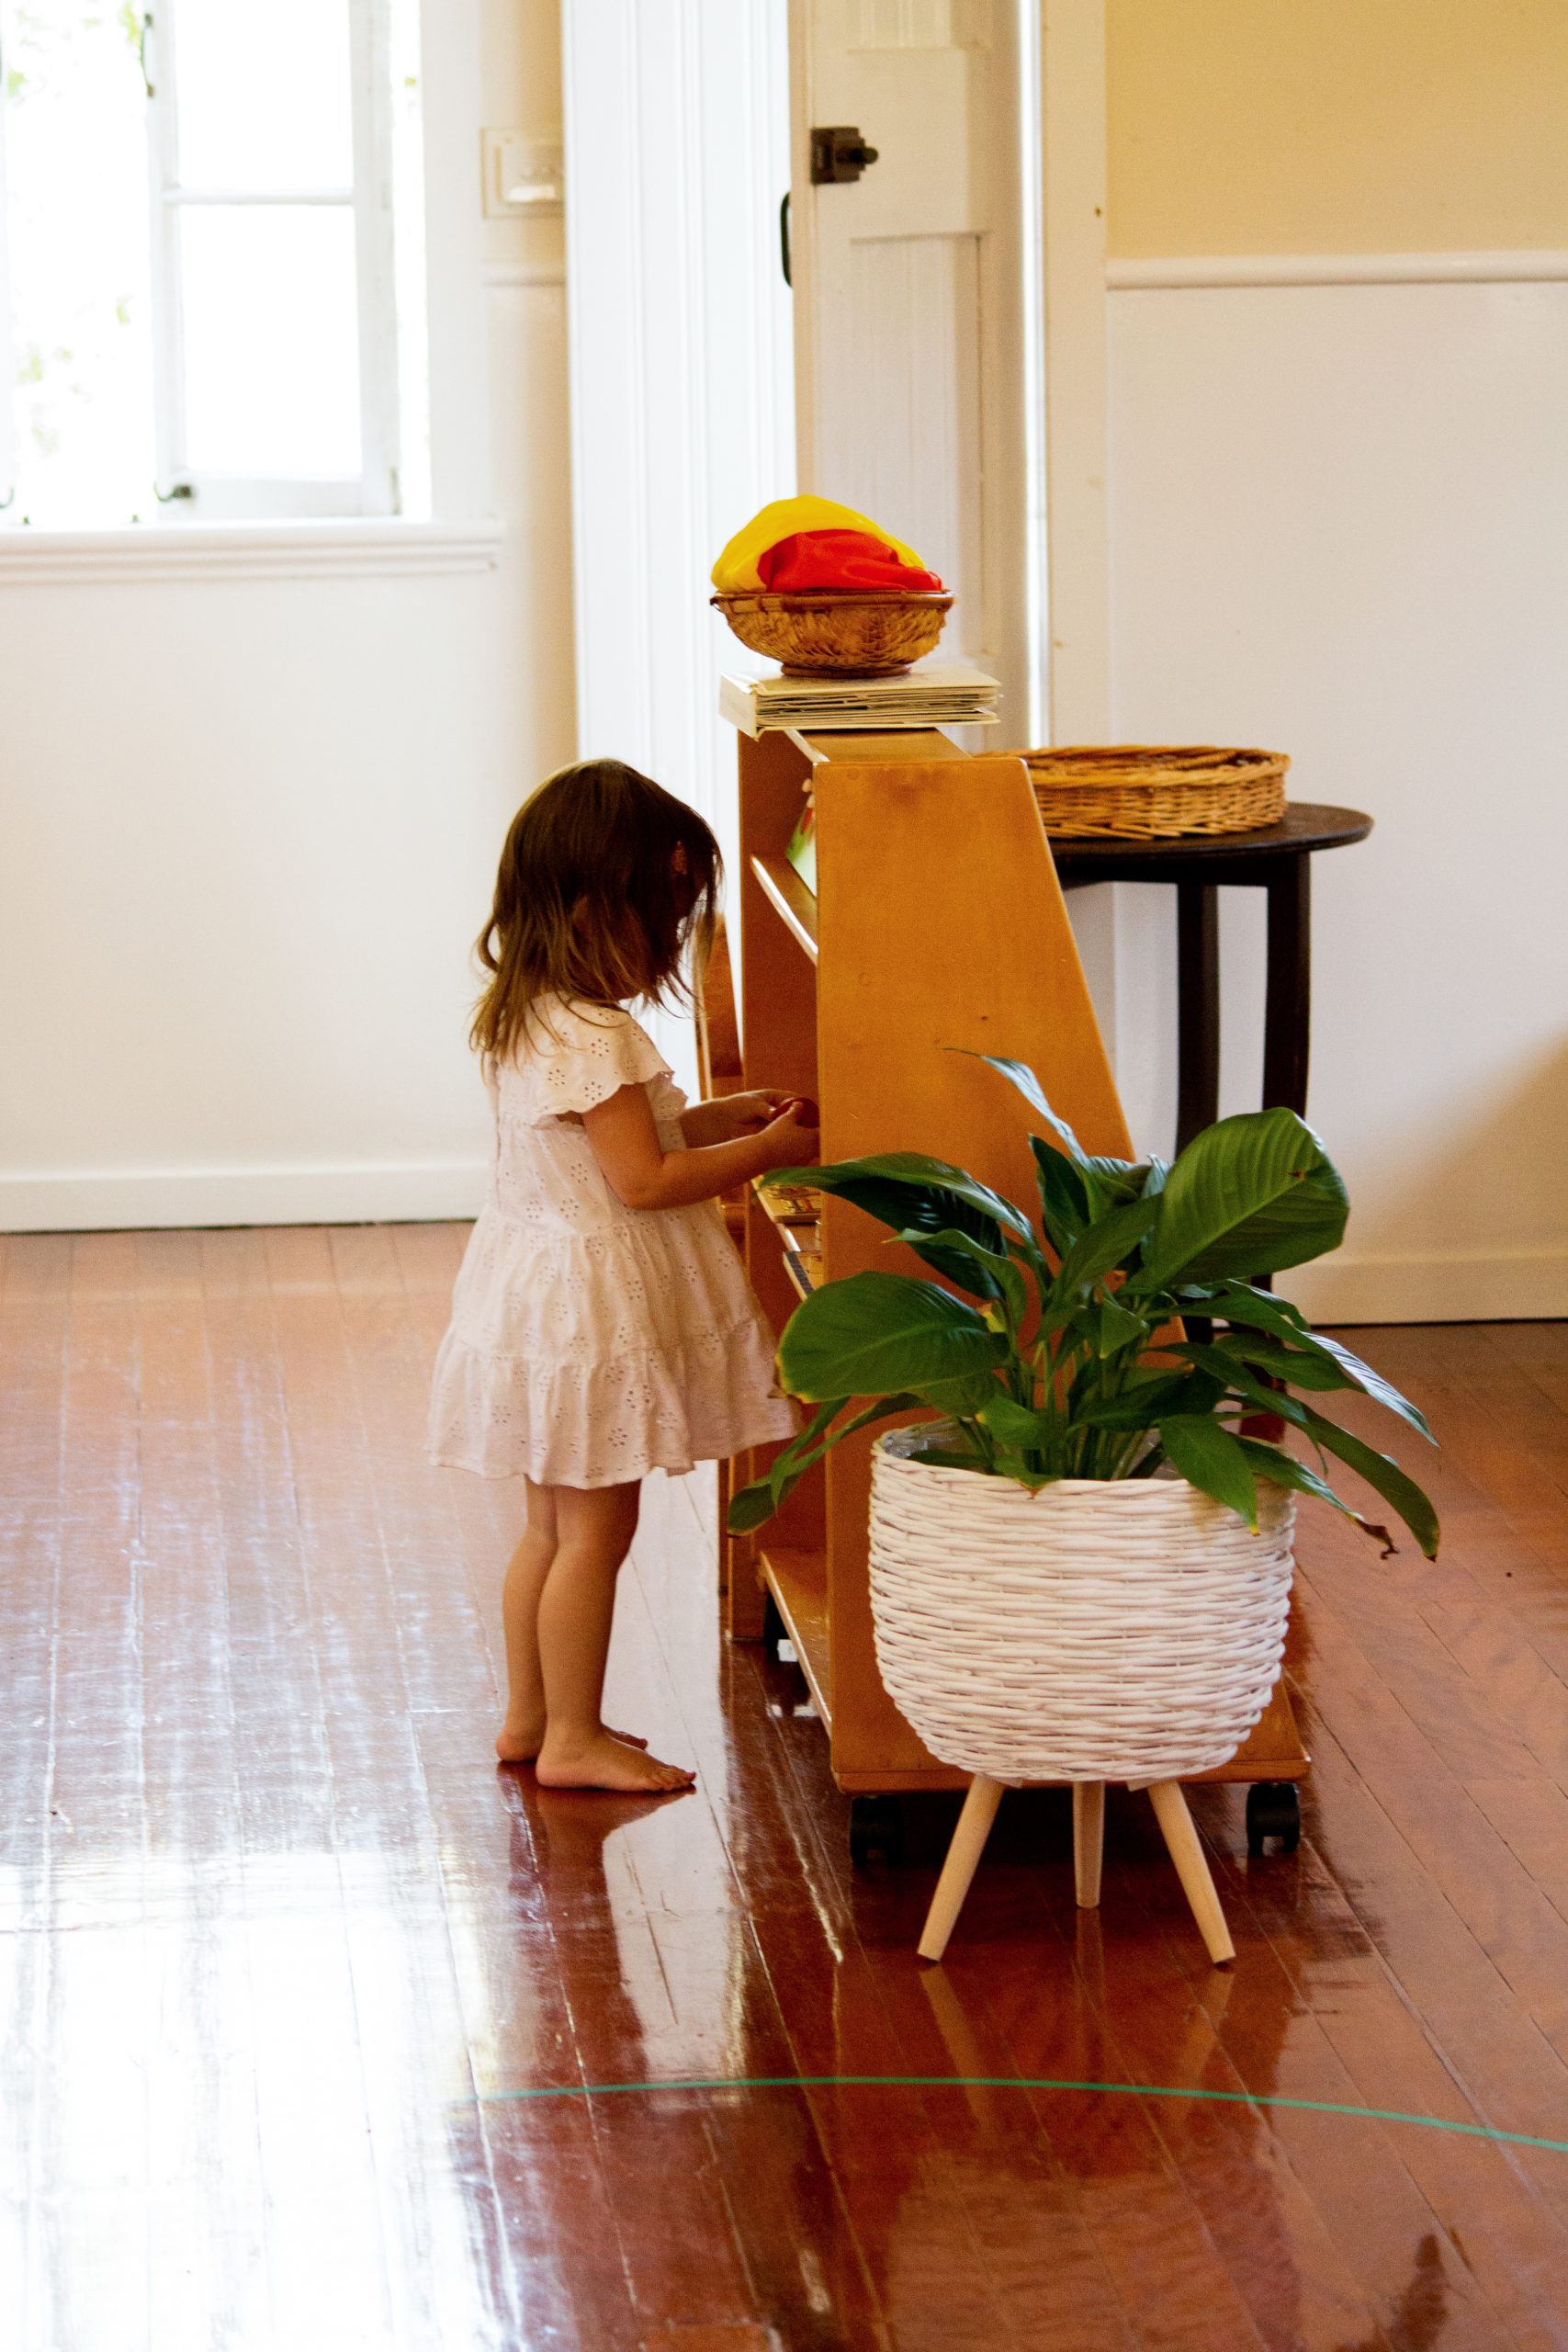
0;0;425;526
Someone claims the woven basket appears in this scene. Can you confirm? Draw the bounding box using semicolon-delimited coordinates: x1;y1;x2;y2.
1023;745;1289;839
711;588;952;677
867;1426;1295;1784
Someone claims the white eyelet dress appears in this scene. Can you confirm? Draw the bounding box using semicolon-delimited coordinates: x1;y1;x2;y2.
426;999;798;1487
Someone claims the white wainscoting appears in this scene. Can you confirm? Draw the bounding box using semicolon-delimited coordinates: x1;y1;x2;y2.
1106;268;1568;1322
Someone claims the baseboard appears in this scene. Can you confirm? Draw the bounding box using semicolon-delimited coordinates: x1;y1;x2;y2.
1277;1248;1568;1327
0;1161;488;1234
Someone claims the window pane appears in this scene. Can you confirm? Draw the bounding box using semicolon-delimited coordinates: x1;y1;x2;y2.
1;0;155;524
173;0;354;191
180;208;360;478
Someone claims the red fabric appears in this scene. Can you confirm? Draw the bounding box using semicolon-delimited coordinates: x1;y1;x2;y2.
755;528;942;594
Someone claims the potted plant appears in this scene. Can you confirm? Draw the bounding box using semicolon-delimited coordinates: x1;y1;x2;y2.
728;1057;1438;1807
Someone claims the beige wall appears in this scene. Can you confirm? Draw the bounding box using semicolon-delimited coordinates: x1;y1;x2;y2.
1107;0;1568;256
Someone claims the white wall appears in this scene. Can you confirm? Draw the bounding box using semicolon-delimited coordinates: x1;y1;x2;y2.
1107;270;1568;1320
0;0;577;1232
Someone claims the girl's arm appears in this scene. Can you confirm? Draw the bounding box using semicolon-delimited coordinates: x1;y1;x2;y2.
583;1085;819;1211
679;1089;788;1148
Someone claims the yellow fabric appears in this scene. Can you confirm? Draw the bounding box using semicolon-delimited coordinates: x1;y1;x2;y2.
711;496;927;592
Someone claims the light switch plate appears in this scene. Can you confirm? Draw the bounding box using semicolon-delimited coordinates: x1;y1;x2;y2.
480;130;564;218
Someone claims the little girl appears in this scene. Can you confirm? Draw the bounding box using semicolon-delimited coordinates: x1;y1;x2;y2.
427;759;818;1794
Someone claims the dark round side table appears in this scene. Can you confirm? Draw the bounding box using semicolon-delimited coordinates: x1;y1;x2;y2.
1051;802;1373;1150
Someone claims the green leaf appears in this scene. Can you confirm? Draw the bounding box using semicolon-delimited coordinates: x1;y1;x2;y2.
1210;1332;1354;1391
1156;1415;1260;1529
785;1150;1033;1247
1055;1194;1162;1294
1030;1134;1090;1250
988;1453;1062;1491
1232;1436;1399;1556
1080;1158;1159;1207
724;1391;923;1533
1175;1342;1315;1427
725;1395;851;1531
1210;1282;1312;1340
922;1368;1008;1415
1131;1109;1350;1289
979;1395;1055;1450
893;1223;1027;1317
966;1054;1091;1164
1299;1331;1435;1443
1078;1370;1224;1429
1096;1296;1154;1357
727;1476;785;1533
1212;1290;1438;1441
776;1271;1008;1403
1296;1406;1440;1558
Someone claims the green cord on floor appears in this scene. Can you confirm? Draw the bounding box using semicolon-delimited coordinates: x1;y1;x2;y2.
466;2075;1566;2157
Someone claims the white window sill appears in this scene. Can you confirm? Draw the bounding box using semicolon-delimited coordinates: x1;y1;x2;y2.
0;516;506;585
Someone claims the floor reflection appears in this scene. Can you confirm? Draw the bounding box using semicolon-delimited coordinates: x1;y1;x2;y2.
1337;2233;1450;2352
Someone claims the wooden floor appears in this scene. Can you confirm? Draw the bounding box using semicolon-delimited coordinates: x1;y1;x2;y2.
5;1226;1568;2350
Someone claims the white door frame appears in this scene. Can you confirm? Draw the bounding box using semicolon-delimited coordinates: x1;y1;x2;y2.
1039;0;1111;744
1036;0;1119;1053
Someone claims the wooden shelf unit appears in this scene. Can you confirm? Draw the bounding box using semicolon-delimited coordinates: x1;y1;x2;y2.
721;724;1309;1799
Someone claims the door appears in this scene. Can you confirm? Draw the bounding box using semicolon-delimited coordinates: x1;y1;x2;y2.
787;0;1031;729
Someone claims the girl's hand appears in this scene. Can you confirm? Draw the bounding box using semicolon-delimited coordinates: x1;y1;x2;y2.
587;1082;816;1209
678;1088;797;1148
758;1098;820;1171
713;1089;779;1140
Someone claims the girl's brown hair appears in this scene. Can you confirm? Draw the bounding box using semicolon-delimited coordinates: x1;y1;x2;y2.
470;759;721;1064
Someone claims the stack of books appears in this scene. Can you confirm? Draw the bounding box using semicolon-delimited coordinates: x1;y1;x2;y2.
720;662;1000;738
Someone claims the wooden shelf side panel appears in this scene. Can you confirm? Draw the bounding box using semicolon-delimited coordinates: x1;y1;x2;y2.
810;754;1134;1782
814;753;1131;1178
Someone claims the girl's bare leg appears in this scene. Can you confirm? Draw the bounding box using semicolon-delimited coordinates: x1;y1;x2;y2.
534;1482;694;1793
496;1479;651;1765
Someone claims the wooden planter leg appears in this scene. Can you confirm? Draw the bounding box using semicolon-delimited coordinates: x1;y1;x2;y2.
1073;1782;1105;1908
918;1774;1005;1962
1146;1781;1235;1964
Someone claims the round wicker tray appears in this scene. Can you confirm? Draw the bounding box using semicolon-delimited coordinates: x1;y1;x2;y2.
867;1428;1295;1785
711;588;952;676
1023;744;1289;840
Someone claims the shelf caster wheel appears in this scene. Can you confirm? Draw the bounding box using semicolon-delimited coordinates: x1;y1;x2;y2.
1247;1781;1301;1856
850;1793;905;1870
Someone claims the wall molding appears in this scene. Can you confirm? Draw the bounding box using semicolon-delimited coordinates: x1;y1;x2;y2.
1278;1248;1568;1328
1108;250;1568;292
0;517;505;586
0;1162;487;1234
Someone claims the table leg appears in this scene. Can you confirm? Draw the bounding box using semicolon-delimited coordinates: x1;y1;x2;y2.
1176;881;1219;1152
1263;854;1312;1115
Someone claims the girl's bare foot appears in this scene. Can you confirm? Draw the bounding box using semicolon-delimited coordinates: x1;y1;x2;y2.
496;1722;649;1766
535;1730;694;1794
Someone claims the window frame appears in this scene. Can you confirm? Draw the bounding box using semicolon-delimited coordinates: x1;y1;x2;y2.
142;0;400;518
0;65;12;518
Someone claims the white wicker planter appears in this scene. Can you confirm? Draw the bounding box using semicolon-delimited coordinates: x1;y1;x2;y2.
868;1426;1296;1787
